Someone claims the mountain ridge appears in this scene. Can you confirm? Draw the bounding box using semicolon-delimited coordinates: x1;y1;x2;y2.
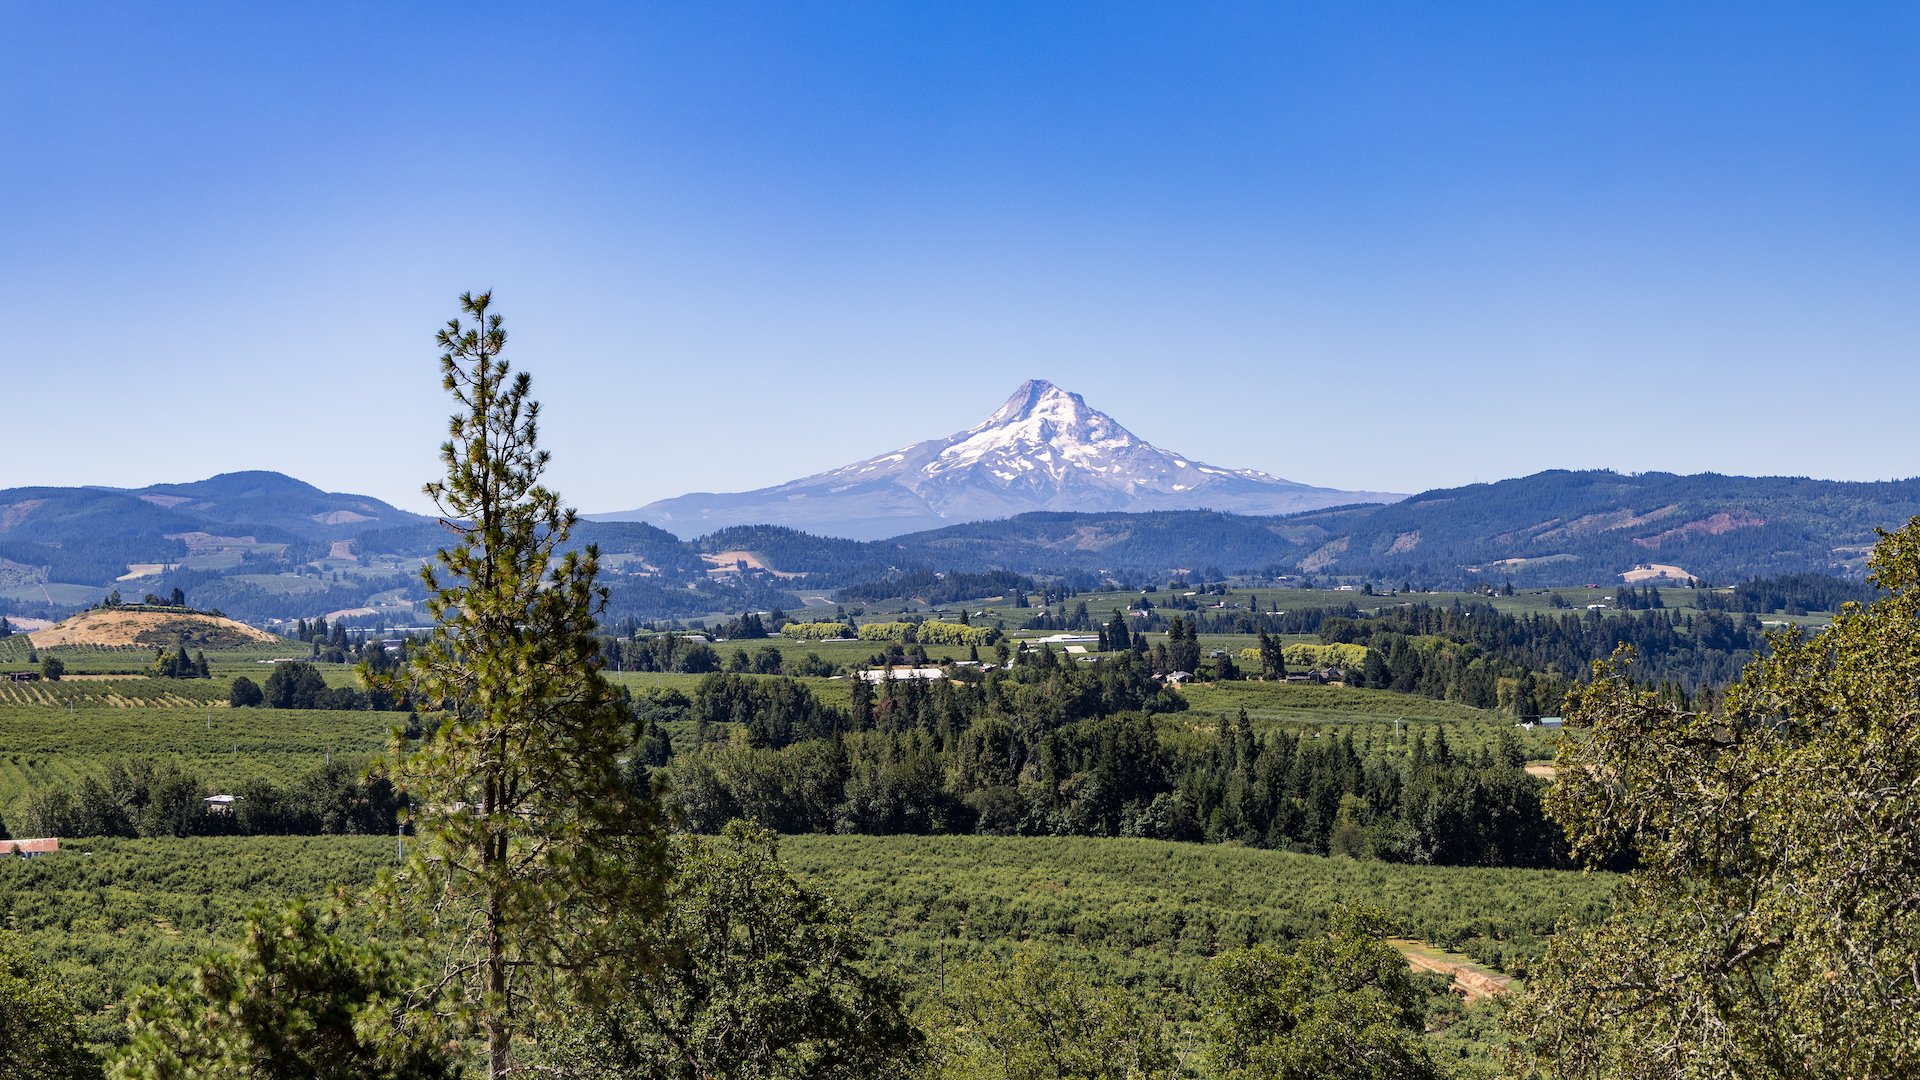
7;466;1920;625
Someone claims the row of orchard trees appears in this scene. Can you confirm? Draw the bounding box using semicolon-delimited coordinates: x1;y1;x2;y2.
19;755;401;840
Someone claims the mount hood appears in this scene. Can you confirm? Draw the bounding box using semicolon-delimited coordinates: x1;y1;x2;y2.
598;380;1402;539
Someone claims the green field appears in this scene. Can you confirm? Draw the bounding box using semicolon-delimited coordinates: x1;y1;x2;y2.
0;693;394;821
0;832;1614;1055
0;638;312;674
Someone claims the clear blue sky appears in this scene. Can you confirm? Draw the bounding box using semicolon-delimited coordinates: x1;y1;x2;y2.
4;3;1915;514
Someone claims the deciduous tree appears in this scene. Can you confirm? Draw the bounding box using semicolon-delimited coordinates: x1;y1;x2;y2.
1203;904;1438;1080
542;821;920;1079
924;945;1174;1079
0;930;99;1079
1506;517;1920;1077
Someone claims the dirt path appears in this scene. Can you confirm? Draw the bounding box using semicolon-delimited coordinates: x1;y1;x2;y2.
1388;939;1515;1003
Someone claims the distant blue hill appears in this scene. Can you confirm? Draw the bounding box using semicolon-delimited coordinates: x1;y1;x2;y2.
5;467;1918;623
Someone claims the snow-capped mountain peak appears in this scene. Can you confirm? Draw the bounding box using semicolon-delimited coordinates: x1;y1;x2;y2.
929;380;1142;480
600;381;1403;539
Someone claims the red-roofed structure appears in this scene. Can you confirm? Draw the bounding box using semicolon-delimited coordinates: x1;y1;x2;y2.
2;837;59;857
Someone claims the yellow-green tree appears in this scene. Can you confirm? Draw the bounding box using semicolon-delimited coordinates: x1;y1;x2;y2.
1507;518;1920;1077
1203;904;1438;1080
922;946;1174;1079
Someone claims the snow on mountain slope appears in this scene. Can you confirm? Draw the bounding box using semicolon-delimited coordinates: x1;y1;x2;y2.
596;381;1403;540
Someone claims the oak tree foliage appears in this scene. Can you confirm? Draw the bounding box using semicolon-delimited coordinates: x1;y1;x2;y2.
542;821;921;1079
0;929;100;1080
1507;517;1920;1077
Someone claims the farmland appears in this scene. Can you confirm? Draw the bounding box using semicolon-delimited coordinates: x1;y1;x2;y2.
0;832;1613;1059
0;633;1617;1069
0;701;391;823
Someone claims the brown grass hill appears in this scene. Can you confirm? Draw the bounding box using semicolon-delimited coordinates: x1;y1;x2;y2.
28;607;279;649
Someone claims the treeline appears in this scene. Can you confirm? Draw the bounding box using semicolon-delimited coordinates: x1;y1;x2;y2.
229;661;410;711
0;534;189;588
857;619;1000;646
1026;597;1364;637
148;646;210;679
16;756;401;839
653;653;1563;868
600;575;797;623
1321;601;1769;696
1696;571;1879;615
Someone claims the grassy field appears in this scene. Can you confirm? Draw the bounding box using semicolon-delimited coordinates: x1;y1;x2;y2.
0;638;310;674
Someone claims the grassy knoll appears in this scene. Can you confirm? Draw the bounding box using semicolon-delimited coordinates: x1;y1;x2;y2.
1170;680;1559;758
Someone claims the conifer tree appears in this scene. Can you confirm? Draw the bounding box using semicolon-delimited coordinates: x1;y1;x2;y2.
384;292;664;1078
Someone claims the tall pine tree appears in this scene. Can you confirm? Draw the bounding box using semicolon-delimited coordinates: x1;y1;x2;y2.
383;292;666;1078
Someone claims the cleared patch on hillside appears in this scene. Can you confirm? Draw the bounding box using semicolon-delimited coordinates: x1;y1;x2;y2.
29;608;279;649
1635;511;1765;549
1300;536;1349;572
701;550;801;578
1620;562;1693;583
0;499;45;531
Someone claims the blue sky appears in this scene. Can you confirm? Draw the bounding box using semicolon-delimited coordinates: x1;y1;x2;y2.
4;3;1915;514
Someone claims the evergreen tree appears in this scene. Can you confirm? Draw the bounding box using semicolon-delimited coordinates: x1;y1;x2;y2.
112;903;452;1080
382;292;665;1078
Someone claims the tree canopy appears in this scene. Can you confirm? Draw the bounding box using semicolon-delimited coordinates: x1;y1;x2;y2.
0;929;100;1080
1508;517;1920;1077
112;903;452;1080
